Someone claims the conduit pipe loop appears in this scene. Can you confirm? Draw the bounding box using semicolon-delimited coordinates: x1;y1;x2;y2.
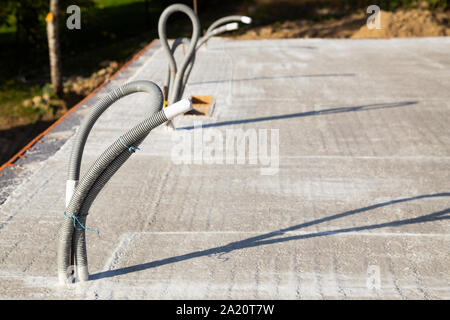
176;21;247;92
158;3;200;105
58;80;193;284
163;37;195;102
158;5;251;130
169;22;239;99
161;14;252;101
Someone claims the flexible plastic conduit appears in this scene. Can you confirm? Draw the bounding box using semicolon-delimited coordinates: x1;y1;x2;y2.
159;7;251;130
183;16;252;81
57;80;192;284
171;22;240;96
197;22;239;49
158;3;200;106
206;15;252;35
162;24;238;105
162;14;252;100
163;37;196;103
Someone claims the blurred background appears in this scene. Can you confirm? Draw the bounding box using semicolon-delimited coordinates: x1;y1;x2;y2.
0;0;448;165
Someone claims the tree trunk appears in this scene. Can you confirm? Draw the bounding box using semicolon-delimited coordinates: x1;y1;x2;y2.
193;0;198;14
46;0;63;97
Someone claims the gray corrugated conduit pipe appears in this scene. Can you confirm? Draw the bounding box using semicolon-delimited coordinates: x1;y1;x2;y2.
165;19;251;99
197;22;239;49
163;22;242;100
166;22;240;94
171;23;239;98
158;4;200;105
158;4;200;129
177;22;243;94
159;5;251;130
163;37;195;102
57;80;192;284
185;17;252;77
206;15;252;35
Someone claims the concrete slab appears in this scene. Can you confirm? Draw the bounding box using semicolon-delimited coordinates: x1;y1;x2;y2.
0;37;449;299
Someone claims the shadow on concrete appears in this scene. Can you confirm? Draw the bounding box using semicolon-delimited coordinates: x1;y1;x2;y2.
177;101;418;130
90;192;450;281
189;73;354;85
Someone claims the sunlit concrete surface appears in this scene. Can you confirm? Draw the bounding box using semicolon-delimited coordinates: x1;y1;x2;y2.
0;37;449;299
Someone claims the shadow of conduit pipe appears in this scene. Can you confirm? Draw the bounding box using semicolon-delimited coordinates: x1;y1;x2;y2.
57;80;193;285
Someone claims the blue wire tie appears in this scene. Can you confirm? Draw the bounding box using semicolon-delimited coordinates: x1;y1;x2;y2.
64;212;99;235
119;136;140;153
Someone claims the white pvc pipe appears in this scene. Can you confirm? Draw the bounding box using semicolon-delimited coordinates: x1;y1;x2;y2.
240;16;252;24
65;180;78;207
163;98;193;119
225;22;239;31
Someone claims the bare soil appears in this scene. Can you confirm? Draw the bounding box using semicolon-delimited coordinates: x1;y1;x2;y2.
236;9;450;40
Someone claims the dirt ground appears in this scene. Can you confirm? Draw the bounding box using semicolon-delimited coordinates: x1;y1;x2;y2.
236;9;450;39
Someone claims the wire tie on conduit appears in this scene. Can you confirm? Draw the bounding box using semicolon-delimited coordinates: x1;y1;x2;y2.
119;136;140;153
64;212;99;234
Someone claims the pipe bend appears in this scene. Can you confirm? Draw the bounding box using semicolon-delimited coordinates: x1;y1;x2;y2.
158;3;200;104
67;80;163;182
164;37;193;95
196;23;239;50
206;15;251;35
59;98;192;284
59;80;164;284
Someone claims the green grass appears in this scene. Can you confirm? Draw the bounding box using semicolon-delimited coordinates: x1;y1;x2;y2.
0;81;42;128
0;15;16;34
